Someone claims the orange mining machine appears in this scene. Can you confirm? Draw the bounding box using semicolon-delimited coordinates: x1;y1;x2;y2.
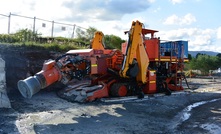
17;20;189;102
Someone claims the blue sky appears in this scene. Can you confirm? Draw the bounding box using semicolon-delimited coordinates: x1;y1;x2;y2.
0;0;220;52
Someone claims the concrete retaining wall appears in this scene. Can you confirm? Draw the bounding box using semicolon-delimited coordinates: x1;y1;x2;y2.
0;58;11;108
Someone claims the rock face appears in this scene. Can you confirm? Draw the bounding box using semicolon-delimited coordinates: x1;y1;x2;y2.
0;58;11;108
0;45;65;107
0;45;61;93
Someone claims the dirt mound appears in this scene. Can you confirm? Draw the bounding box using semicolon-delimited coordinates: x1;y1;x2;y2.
0;44;64;95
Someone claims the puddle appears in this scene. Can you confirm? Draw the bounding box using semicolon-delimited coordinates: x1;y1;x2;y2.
201;123;221;134
180;99;220;122
172;98;221;129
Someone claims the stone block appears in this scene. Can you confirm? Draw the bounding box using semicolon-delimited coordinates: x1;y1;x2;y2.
0;72;6;82
0;58;11;108
0;92;11;108
0;58;5;72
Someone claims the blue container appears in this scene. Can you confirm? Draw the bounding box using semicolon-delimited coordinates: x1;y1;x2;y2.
160;40;188;58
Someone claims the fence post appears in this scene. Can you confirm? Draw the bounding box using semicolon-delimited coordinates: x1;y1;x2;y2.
33;17;36;34
8;12;11;34
71;24;76;38
51;21;54;37
33;16;36;41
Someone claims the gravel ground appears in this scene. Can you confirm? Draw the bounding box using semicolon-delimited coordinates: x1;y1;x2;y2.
1;77;221;134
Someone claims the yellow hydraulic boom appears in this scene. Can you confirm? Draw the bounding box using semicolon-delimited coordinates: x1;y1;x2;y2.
91;31;105;50
120;20;149;84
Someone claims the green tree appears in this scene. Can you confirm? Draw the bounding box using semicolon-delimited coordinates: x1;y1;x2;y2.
76;27;97;43
216;53;221;58
14;28;38;42
189;55;220;75
196;53;203;59
104;34;125;49
216;53;221;67
75;27;125;49
0;34;20;43
188;54;192;61
86;27;98;40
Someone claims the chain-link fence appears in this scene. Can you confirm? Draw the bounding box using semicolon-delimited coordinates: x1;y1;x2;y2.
0;13;87;38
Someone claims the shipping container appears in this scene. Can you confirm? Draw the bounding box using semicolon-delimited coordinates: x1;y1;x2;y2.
160;40;188;58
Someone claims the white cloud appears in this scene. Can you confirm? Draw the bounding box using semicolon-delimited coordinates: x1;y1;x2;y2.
163;13;196;25
181;13;197;25
62;0;150;22
0;0;73;36
0;0;71;20
154;7;161;13
0;0;220;53
148;0;156;3
192;34;212;46
157;28;218;52
163;14;179;25
217;27;221;39
170;0;184;4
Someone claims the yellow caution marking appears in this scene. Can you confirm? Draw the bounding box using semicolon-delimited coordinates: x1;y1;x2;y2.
149;70;156;73
91;64;97;67
149;81;156;84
